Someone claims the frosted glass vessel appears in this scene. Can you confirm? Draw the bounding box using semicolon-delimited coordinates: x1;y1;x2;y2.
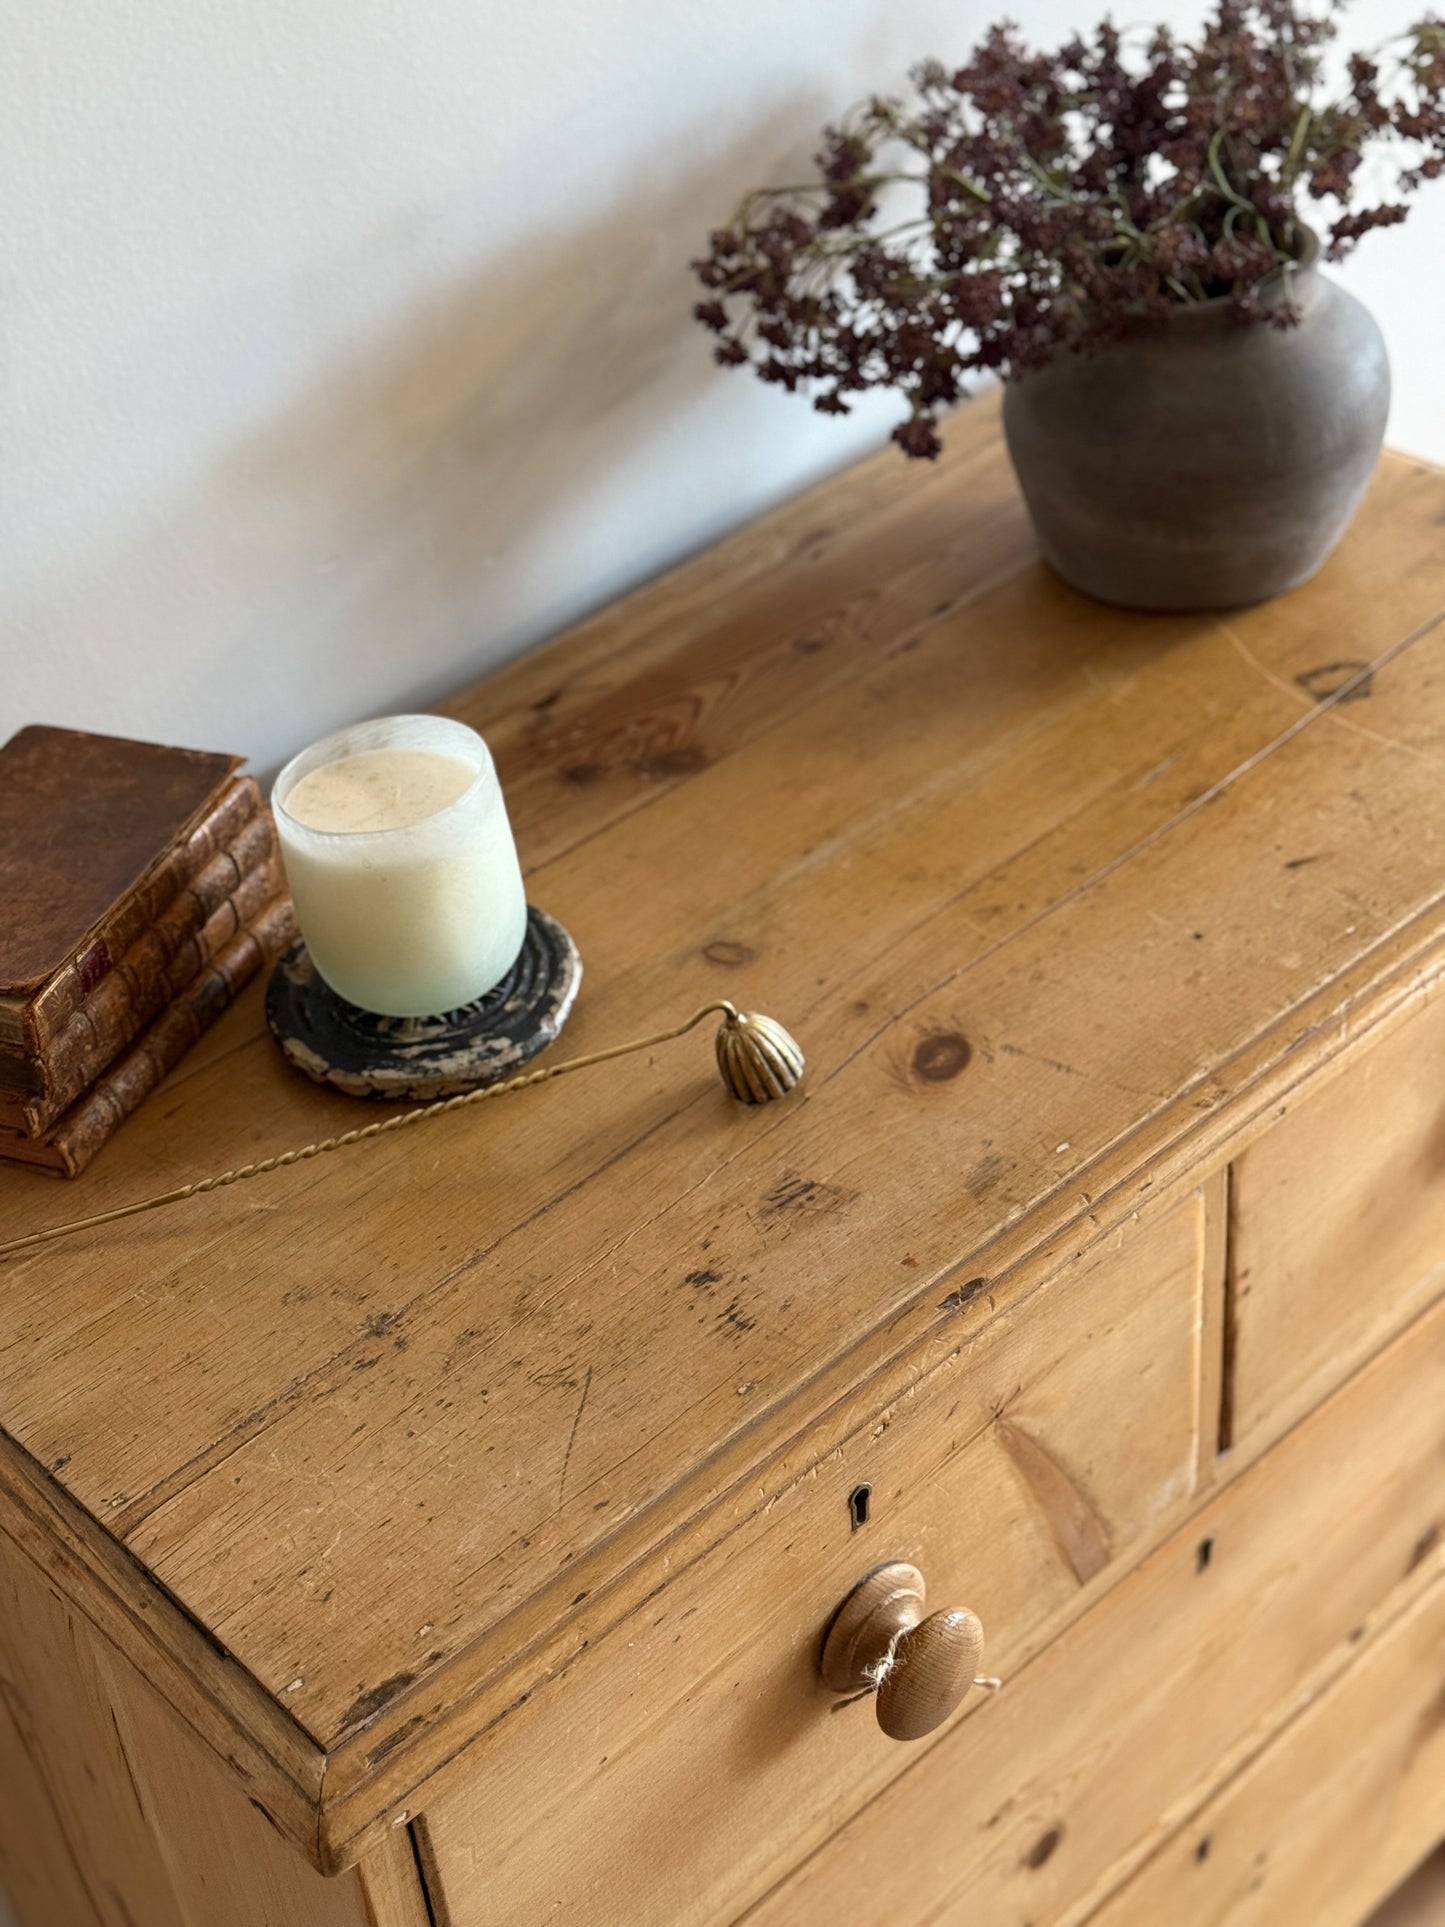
273;715;527;1017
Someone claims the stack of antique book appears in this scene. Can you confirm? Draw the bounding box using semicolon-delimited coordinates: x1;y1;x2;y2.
0;726;295;1176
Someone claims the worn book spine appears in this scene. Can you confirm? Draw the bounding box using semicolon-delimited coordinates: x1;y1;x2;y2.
0;847;285;1133
0;809;280;1097
0;896;298;1178
0;774;262;1054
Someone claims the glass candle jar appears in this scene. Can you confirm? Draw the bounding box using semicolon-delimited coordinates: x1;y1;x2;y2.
272;715;527;1018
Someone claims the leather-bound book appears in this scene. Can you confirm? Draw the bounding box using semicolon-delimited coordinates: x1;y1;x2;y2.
0;726;250;1055
0;809;279;1097
0;836;285;1133
0;895;298;1177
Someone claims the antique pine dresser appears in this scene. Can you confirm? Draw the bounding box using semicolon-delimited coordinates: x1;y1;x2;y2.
2;395;1445;1927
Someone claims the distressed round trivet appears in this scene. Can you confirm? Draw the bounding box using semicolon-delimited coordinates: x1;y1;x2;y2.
265;904;583;1100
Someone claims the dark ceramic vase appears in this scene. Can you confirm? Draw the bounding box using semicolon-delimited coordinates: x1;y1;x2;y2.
1000;234;1390;610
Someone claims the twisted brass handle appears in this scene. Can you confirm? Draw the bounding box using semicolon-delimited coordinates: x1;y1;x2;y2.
0;1001;802;1260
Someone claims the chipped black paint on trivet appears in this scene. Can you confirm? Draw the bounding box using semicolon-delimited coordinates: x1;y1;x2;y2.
265;905;582;1100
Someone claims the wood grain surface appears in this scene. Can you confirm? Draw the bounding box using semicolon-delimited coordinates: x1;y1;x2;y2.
413;1196;1204;1926
1090;1574;1445;1927
741;1290;1445;1927
0;1525;386;1927
1226;985;1445;1455
4;397;1445;1864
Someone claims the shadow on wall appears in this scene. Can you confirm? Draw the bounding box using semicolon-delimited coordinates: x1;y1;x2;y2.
5;99;870;774
227;154;735;720
11;101;861;775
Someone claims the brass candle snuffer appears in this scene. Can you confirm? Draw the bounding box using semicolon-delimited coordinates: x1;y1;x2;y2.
0;1001;804;1261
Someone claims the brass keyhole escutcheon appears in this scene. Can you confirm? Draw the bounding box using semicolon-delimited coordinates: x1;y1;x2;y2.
820;1560;995;1741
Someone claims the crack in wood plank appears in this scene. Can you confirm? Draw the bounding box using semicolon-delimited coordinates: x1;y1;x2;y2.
558;1368;593;1503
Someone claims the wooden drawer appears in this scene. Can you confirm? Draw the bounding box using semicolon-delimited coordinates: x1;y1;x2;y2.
417;1196;1207;1925
1226;989;1445;1456
744;1288;1445;1927
1091;1572;1445;1927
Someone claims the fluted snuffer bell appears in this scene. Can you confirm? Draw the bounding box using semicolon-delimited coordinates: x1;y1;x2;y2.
713;1005;806;1104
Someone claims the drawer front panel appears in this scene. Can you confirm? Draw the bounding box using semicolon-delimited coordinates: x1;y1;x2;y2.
1228;989;1445;1456
744;1290;1445;1927
1090;1571;1445;1927
419;1197;1206;1926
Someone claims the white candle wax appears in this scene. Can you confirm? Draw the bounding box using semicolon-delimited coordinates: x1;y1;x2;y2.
273;716;527;1017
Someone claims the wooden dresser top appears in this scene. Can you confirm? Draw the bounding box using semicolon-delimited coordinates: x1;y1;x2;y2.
4;395;1445;1867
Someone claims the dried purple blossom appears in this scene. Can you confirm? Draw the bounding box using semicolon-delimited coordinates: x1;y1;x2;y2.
693;1;1445;454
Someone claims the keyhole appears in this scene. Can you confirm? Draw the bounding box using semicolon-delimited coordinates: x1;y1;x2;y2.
848;1484;872;1531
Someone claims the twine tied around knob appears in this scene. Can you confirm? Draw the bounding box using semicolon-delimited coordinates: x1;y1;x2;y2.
0;1001;803;1262
861;1633;1003;1697
820;1562;1001;1740
829;1619;1002;1731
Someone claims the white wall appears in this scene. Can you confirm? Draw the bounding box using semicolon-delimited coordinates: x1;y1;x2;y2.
1;0;1442;776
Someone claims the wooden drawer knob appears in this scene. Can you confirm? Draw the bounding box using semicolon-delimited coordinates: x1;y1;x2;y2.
820;1561;996;1741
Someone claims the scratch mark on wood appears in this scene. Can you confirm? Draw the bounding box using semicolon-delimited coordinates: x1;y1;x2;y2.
1296;660;1374;705
365;1714;426;1768
965;1151;1010;1197
938;1277;989;1315
997;1416;1112;1584
559;1366;594;1502
109;1704;148;1820
337;1670;416;1735
761;1174;831;1216
755;1173;854;1236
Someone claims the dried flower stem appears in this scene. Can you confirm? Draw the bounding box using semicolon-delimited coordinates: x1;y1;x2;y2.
693;0;1445;456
